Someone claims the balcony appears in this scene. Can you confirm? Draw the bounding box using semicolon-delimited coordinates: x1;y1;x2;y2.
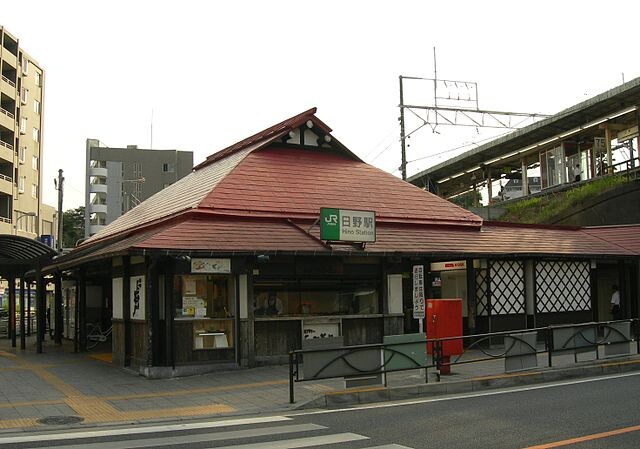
89;203;107;214
89;224;106;235
0;77;16;98
89;166;108;177
0;107;14;131
0;174;12;195
0;139;13;151
0;218;11;234
88;183;107;194
2;52;17;69
0;144;11;164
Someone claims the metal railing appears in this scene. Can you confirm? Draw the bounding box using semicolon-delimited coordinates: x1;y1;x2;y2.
1;75;15;88
288;319;639;403
0;107;14;119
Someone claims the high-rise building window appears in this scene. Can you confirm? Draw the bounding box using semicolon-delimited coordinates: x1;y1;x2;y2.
32;155;38;170
18;176;25;193
21;87;28;105
33;100;40;115
162;163;175;173
21;58;28;76
20;117;27;134
18;146;26;164
35;72;42;87
32;127;40;142
31;183;37;198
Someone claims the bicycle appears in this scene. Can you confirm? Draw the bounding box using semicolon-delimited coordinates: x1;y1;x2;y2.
86;322;112;350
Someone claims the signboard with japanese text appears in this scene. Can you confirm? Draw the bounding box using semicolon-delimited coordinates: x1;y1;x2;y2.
320;208;376;243
430;260;467;272
130;275;146;320
191;258;231;274
412;265;425;319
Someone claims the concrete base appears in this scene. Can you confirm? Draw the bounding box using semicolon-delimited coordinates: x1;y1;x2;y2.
138;362;241;379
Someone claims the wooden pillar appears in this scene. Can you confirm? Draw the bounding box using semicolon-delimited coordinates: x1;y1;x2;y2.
73;277;79;353
78;269;87;352
19;278;25;350
54;273;63;344
164;259;174;368
466;259;476;335
35;265;44;354
123;257;131;366
8;275;15;347
605;126;613;174
148;257;160;367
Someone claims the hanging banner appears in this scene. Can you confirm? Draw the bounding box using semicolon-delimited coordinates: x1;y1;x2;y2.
130;275;145;320
412;265;425;319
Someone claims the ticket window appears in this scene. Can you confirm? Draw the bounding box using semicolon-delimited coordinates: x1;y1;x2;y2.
175;275;235;350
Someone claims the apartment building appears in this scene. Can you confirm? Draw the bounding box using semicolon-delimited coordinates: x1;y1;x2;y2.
0;27;50;240
85;139;193;238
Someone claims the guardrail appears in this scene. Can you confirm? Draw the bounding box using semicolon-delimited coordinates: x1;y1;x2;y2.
1;75;15;88
0;140;13;150
0;107;14;119
288;319;639;403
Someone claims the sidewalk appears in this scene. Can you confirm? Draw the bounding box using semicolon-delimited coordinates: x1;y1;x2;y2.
0;336;639;432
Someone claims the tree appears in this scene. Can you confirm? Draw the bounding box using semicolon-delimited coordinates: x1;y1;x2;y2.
450;191;482;209
62;206;85;248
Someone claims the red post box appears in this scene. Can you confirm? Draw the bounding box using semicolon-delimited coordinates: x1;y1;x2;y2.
426;298;463;374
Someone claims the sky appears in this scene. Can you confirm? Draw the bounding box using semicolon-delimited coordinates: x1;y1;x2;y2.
3;0;640;209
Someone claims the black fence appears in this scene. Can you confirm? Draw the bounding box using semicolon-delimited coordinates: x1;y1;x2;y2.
289;319;639;403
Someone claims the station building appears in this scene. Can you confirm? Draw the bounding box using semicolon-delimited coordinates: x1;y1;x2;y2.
46;108;640;377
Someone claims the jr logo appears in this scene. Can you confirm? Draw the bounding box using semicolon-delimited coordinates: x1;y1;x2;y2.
324;214;338;225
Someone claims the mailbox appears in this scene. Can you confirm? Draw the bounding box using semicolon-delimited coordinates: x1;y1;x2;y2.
426;298;463;374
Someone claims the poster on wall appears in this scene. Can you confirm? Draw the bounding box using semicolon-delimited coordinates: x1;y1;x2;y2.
130;275;146;320
112;278;123;319
303;321;340;340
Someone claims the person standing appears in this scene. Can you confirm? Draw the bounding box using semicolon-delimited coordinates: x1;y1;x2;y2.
610;285;622;320
573;164;581;182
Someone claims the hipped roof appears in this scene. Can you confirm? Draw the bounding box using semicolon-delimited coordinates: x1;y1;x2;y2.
51;109;639;270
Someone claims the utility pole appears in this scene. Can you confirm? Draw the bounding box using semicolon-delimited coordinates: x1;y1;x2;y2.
399;76;407;181
55;169;64;252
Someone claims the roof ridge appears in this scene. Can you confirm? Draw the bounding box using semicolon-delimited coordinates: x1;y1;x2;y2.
193;107;320;171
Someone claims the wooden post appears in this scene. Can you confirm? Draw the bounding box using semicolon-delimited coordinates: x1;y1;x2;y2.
164;258;174;367
19;278;25;350
8;275;15;347
54;273;63;344
35;265;43;354
123;257;131;366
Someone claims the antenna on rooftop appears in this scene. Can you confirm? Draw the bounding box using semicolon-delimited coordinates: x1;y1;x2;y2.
150;108;154;150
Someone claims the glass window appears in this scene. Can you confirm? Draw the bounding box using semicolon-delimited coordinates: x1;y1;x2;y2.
35;72;41;87
32;127;40;143
31;184;37;198
32;155;38;170
20;117;27;134
175;275;235;319
253;280;379;317
33;99;40;115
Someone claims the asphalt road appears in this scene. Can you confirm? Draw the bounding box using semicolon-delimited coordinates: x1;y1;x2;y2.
1;372;639;449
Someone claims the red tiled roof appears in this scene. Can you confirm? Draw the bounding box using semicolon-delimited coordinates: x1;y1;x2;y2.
134;216;328;252
122;215;634;258
198;147;481;226
582;224;640;254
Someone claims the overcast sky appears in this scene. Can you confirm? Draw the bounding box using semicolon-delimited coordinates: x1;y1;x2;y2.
3;0;640;209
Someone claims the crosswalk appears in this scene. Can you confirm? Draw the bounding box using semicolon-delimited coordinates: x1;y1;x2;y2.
0;415;413;449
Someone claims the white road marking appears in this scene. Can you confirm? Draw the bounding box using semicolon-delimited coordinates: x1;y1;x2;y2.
0;415;291;444
26;424;326;449
290;371;640;416
209;432;369;448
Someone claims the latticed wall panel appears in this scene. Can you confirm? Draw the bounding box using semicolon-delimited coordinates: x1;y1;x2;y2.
490;260;525;315
476;268;489;316
476;261;525;316
535;261;591;313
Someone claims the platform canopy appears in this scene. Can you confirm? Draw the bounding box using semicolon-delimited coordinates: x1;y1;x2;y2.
0;234;58;275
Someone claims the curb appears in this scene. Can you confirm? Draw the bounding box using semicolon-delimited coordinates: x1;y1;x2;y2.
295;357;640;409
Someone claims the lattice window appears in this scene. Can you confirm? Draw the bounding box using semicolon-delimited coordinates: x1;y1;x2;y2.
490;260;525;315
476;268;489;316
535;261;591;313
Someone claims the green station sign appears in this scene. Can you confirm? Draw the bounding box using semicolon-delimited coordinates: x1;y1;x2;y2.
320;208;376;243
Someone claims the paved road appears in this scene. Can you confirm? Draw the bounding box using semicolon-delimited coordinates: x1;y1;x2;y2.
1;372;639;448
